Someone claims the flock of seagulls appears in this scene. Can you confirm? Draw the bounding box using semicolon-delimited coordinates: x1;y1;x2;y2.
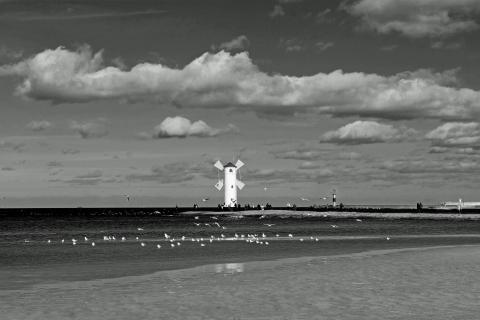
22;217;393;248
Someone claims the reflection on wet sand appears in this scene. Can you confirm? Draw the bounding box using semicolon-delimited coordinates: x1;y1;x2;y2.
214;262;244;274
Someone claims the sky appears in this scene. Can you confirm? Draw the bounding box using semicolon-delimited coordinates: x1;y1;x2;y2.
1;0;480;207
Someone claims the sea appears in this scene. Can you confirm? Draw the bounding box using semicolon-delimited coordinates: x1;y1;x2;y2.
1;213;480;319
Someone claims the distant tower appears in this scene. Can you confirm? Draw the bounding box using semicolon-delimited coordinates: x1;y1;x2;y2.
214;159;245;207
332;189;337;208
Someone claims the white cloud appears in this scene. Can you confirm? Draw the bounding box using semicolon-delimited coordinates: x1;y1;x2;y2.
0;46;23;61
213;35;250;52
26;120;52;131
70;119;108;139
269;5;285;18
1;46;480;121
348;0;480;38
153;116;237;138
314;41;334;52
321;120;416;145
279;38;306;52
431;41;462;50
425;122;480;147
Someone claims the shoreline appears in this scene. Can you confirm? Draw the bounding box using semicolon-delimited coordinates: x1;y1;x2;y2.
1;207;480;219
182;209;480;220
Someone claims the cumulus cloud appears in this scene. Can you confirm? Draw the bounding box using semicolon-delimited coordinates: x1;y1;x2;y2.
70;118;108;139
279;38;306;52
321;120;416;145
153;116;237;138
26;120;52;131
347;0;480;38
2;46;480;121
0;46;23;61
314;41;334;52
269;5;285;18
212;35;250;52
426;122;480;147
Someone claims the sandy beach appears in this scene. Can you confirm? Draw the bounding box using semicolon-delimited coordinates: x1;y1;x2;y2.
1;244;479;320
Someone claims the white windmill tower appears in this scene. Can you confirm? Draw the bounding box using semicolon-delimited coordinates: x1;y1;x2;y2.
214;159;245;207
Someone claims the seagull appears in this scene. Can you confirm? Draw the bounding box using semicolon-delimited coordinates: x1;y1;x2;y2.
330;224;338;228
300;197;309;201
264;224;275;227
137;227;144;231
288;234;293;238
263;186;268;192
141;242;146;247
124;194;131;202
47;239;51;244
200;243;206;247
91;242;96;247
355;219;362;222
121;236;126;241
386;237;390;240
84;236;88;241
202;198;209;202
194;222;200;226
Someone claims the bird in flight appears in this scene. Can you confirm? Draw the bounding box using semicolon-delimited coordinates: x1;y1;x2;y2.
300;197;309;201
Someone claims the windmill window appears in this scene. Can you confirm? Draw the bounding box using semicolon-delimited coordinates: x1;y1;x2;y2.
231;185;234;188
229;169;233;172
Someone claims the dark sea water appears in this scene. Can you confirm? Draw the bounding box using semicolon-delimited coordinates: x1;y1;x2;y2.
1;213;480;319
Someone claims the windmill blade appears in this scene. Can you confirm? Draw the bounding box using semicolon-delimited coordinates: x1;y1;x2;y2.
215;179;224;191
214;160;224;171
236;179;245;190
235;159;245;169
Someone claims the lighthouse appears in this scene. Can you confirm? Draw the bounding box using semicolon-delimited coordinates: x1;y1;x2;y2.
214;159;245;207
332;189;337;208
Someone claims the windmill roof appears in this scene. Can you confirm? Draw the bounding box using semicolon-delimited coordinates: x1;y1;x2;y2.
224;162;236;168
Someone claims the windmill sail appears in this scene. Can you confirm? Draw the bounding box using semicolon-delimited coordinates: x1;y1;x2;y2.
214;160;224;171
235;159;245;169
215;179;224;191
236;179;245;190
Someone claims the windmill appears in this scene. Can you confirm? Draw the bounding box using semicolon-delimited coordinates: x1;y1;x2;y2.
214;159;245;207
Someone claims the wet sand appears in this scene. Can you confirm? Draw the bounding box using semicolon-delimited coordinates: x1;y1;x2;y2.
1;244;479;320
